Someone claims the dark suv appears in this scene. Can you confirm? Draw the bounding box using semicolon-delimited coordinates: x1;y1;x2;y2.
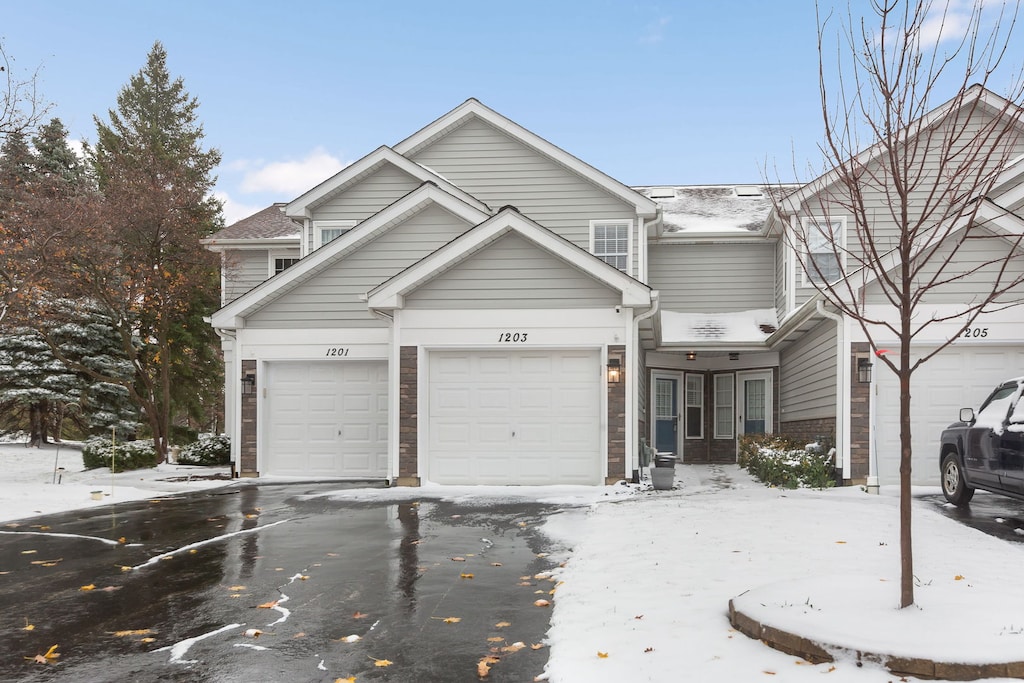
940;377;1024;506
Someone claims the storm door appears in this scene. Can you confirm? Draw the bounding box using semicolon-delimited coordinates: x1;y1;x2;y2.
653;375;679;454
738;371;773;437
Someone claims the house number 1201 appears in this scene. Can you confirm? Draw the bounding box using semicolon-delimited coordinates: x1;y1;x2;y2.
498;332;528;342
325;347;350;356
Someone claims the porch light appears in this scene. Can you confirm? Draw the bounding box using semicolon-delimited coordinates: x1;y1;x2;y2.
686;351;697;361
607;358;622;384
241;372;257;395
857;357;873;384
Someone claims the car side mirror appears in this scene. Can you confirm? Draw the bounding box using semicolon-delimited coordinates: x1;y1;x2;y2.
960;407;975;423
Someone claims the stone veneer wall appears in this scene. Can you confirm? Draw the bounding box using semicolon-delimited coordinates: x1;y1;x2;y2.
397;346;419;486
607;345;626;483
849;341;871;482
239;359;257;476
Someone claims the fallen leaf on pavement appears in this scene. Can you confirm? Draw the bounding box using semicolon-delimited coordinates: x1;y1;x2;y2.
370;657;392;667
495;621;511;628
229;585;246;591
111;629;154;637
450;557;466;562
534;599;550;607
80;584;96;591
460;573;474;579
531;643;544;650
257;600;278;609
352;611;368;619
501;642;526;653
337;634;361;643
243;629;263;638
597;651;609;658
477;655;500;677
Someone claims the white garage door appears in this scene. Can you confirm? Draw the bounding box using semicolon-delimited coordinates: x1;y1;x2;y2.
428;349;602;485
264;361;388;478
874;345;1024;485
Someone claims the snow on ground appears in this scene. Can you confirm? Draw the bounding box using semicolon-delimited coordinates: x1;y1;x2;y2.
0;442;230;523
3;443;1024;681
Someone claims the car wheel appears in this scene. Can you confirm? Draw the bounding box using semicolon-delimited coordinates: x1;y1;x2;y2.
941;452;975;506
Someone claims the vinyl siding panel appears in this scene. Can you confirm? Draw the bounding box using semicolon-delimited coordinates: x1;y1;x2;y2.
409;117;640;273
775;240;788;318
224;249;272;303
404;233;620;309
247;205;473;328
306;165;423;252
647;242;775;312
779;320;837;421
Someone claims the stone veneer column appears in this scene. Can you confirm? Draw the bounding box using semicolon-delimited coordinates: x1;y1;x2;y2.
397;346;420;486
606;344;626;484
849;342;872;483
239;359;258;476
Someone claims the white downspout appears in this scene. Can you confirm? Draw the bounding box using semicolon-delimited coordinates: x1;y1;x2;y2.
631;291;660;478
816;299;850;483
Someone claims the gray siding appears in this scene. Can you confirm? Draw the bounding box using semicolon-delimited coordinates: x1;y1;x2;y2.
307;165;423;252
409;117;640;274
866;224;1024;306
647;242;775;313
779;320;837;422
223;249;276;303
775;240;788;318
404;233;620;309
247;205;473;328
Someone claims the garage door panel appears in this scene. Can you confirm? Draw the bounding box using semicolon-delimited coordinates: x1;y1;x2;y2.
265;361;388;478
876;346;1024;486
428;349;602;485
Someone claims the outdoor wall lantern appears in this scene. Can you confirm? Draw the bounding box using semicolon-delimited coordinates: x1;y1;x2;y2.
857;357;873;384
607;358;622;384
686;351;697;361
241;372;257;395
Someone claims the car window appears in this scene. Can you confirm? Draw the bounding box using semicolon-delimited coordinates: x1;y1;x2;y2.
976;383;1020;434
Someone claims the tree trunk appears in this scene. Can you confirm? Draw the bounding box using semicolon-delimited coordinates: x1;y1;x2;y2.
27;401;45;447
899;360;914;608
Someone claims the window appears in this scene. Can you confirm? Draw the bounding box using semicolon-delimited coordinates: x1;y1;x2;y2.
714;374;734;439
591;220;631;272
685;374;704;439
313;219;356;250
273;257;299;275
801;217;844;286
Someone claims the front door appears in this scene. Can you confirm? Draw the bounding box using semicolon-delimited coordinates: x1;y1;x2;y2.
738;371;772;437
654;376;679;454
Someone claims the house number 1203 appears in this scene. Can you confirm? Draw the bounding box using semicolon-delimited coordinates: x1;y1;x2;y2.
498;332;528;342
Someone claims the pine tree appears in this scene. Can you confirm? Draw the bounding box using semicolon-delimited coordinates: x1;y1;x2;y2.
42;42;223;459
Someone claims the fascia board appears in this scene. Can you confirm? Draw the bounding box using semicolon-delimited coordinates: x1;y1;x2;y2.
393;99;659;218
977;199;1024;244
201;237;300;251
368;210;651;309
211;184;489;327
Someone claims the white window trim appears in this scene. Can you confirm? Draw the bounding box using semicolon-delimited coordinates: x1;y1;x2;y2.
799;216;846;288
312;219;357;250
267;250;301;278
589;219;634;276
684;373;704;440
713;373;735;439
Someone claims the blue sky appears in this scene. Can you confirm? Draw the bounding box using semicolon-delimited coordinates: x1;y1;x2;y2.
3;1;1022;225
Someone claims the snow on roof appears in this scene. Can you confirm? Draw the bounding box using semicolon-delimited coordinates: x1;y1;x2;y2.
634;185;798;234
660;308;779;344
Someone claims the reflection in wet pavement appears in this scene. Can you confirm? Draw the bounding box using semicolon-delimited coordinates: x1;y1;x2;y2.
922;490;1024;544
0;483;567;682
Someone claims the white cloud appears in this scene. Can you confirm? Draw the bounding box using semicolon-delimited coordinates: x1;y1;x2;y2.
640;16;671;45
238;147;348;195
919;2;973;46
214;191;267;227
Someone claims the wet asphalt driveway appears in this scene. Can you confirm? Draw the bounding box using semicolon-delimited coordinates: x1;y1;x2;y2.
0;482;567;682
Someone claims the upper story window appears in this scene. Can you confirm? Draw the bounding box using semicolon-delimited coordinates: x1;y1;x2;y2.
800;217;845;287
590;220;632;273
273;257;300;275
312;219;356;250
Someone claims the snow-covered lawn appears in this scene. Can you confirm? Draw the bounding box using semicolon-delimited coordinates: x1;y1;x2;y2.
3;443;1023;682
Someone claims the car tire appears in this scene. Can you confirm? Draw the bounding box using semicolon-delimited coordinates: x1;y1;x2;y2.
941;452;975;506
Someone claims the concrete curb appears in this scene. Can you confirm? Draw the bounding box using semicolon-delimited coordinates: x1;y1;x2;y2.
728;599;1024;681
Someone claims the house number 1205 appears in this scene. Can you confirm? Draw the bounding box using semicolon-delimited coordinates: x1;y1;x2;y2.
498;332;528;342
325;347;350;356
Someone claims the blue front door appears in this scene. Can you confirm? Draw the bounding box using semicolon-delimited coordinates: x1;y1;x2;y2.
655;377;679;454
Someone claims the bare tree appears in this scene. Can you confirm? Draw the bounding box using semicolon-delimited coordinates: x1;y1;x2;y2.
773;0;1024;608
0;42;48;138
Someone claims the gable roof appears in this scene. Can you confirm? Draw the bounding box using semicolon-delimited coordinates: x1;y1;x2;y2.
367;207;652;310
203;203;300;247
777;84;1022;217
393;99;659;219
211;183;490;329
285;145;491;219
635;184;798;237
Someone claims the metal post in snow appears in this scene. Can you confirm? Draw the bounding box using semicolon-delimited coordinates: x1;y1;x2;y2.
110;426;115;497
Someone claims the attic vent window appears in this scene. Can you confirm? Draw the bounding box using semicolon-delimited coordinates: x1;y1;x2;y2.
733;186;764;198
648;187;676;199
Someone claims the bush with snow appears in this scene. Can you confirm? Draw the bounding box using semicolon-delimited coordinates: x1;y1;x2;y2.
177;434;230;466
82;437;158;472
738;434;835;489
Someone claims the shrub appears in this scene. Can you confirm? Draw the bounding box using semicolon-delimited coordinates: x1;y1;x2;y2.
739;434;836;489
82;437;158;472
177;434;231;466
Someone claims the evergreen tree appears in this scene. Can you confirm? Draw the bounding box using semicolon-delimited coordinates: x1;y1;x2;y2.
43;42;223;459
0;328;80;443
